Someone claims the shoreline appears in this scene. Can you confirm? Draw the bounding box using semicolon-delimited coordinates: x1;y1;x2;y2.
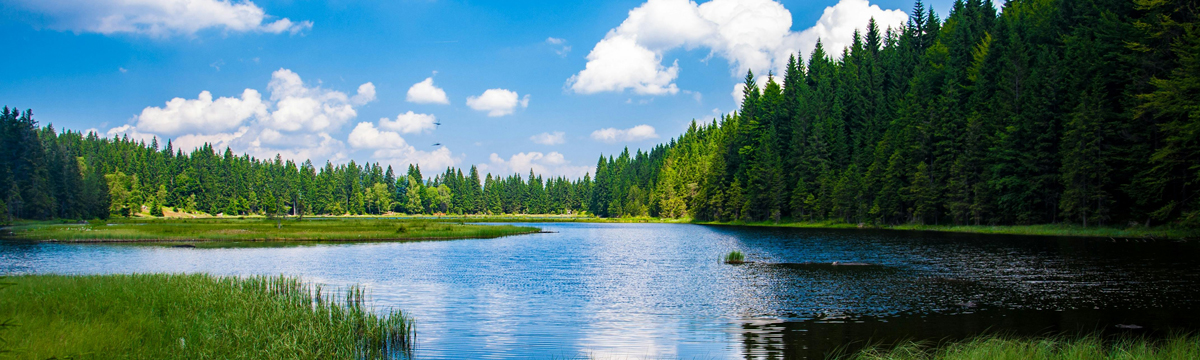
2;218;542;244
4;216;1196;241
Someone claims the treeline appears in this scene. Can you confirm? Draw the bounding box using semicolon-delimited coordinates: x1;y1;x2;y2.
0;107;597;221
596;0;1199;227
4;0;1197;228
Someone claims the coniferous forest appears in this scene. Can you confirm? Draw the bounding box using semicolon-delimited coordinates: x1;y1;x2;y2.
3;0;1198;228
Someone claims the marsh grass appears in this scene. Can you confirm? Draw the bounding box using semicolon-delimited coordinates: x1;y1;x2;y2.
847;334;1200;360
0;274;413;359
724;250;745;264
3;218;539;243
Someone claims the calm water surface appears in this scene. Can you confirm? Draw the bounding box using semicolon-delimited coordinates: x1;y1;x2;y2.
3;223;1200;359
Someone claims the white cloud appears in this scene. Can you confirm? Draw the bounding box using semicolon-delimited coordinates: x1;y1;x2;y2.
732;82;746;108
466;89;528;117
134;88;267;136
352;83;376;105
9;0;313;37
105;68;373;166
482;152;593;179
590;124;659;143
530;131;566;145
794;0;907;63
567;35;680;95
263;68;374;132
546;37;572;56
348;122;460;170
373;146;460;171
569;0;906;95
406;77;450;104
348;122;407;149
379;111;437;134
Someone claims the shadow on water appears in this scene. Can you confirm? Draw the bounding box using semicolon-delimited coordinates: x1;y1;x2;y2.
737;307;1200;360
712;225;1200;359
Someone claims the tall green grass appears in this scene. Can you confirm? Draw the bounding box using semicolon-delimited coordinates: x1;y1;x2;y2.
848;334;1200;360
3;218;539;243
0;274;413;359
724;250;745;264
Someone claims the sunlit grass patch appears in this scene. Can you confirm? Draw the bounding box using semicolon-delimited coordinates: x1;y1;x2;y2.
3;218;540;243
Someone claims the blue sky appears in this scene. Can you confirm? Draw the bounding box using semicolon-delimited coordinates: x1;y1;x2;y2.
0;0;957;178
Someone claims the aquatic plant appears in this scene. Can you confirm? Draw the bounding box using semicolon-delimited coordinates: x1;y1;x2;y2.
724;250;745;264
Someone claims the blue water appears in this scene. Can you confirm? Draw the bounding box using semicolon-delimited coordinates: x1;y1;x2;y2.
3;223;1199;359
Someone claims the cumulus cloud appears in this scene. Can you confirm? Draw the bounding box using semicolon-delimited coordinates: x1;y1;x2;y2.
590;125;659;143
466;89;529;117
530;131;566;145
263;69;375;132
105;68;375;166
482;152;593;179
406;77;450;104
569;0;906;95
348;122;407;149
8;0;312;37
348;122;460;170
133;89;267;136
795;0;907;62
379;111;437;134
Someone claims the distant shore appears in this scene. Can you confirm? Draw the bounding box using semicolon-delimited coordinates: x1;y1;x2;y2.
376;215;1197;240
398;215;1197;240
3;215;1195;242
1;218;540;243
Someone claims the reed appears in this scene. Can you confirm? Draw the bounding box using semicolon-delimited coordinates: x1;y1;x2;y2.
0;274;413;359
724;250;745;264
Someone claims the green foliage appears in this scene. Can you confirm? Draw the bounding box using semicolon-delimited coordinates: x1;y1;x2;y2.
0;274;412;359
724;250;745;264
2;218;540;243
849;334;1200;360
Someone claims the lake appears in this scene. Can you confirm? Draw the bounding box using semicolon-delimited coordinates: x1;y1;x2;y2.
3;222;1199;359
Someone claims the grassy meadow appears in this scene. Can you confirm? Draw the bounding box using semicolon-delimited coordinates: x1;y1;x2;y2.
1;217;540;243
0;274;412;359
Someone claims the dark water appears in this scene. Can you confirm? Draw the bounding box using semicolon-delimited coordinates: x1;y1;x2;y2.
3;223;1199;359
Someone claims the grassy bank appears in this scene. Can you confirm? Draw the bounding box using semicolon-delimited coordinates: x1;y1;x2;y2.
2;218;540;243
0;274;411;359
393;214;1197;240
694;220;1200;240
849;334;1200;360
